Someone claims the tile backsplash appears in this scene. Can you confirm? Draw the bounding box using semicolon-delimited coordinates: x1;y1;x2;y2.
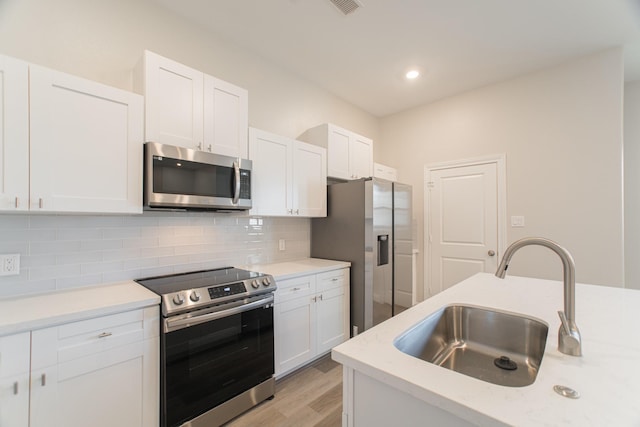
0;212;310;298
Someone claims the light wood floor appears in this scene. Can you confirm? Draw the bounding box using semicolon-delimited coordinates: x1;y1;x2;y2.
225;355;343;427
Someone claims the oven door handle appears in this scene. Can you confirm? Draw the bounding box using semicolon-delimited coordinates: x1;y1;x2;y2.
164;294;274;333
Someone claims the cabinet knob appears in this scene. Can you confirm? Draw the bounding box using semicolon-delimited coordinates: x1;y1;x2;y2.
488;250;496;257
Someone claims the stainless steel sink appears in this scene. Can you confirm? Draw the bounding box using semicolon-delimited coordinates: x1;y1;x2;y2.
393;305;548;387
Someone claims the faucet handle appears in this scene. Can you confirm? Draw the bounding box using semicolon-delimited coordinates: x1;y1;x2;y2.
557;310;582;356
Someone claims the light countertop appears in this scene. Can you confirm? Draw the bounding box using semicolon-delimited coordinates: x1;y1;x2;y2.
0;281;160;336
332;273;640;426
247;258;351;280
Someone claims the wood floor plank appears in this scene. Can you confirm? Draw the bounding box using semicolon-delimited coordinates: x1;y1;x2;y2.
224;355;343;426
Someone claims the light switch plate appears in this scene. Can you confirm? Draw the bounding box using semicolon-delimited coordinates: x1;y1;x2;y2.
0;254;20;276
511;216;525;227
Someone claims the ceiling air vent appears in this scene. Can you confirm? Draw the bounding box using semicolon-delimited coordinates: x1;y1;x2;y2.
329;0;362;15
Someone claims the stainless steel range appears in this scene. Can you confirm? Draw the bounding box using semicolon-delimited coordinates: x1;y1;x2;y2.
136;267;276;427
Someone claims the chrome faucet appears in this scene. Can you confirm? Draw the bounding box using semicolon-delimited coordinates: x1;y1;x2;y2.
495;237;582;356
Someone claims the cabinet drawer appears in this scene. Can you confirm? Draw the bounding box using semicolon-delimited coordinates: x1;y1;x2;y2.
0;332;30;377
317;269;349;292
32;309;145;369
275;275;316;303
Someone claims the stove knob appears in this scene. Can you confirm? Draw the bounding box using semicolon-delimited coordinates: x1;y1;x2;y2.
190;291;201;302
262;278;271;287
173;293;185;305
251;280;260;289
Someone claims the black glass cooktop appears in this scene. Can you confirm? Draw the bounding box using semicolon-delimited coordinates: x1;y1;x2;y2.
135;267;265;295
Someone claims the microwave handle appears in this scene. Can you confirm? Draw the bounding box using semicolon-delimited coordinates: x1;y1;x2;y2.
232;160;240;204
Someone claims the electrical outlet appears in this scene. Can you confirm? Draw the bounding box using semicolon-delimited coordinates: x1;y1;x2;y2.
278;239;286;251
511;216;525;228
0;254;20;276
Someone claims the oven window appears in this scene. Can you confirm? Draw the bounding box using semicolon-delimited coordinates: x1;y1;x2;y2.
163;305;274;427
153;156;235;198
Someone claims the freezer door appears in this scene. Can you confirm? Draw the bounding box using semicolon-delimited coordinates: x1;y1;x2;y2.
371;179;393;327
393;182;413;315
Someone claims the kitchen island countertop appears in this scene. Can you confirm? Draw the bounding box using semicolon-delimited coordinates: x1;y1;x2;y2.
332;272;640;426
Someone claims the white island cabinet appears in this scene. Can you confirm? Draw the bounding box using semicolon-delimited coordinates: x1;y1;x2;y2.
248;259;350;378
249;128;327;217
0;282;160;427
333;273;640;427
135;50;249;158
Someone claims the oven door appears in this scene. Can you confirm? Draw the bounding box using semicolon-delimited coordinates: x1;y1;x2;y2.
144;142;252;210
161;296;274;427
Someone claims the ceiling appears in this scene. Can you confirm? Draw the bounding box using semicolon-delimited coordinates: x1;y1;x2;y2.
152;0;640;117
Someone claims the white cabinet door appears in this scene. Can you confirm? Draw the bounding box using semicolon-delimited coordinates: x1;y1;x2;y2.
142;51;204;149
29;308;157;427
293;142;327;217
0;55;29;212
316;286;346;355
249;128;292;216
327;126;351;180
29;65;143;214
275;295;316;377
0;332;30;427
204;75;248;158
350;134;373;179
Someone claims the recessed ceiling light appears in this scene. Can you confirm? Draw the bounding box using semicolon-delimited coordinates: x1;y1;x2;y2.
405;70;420;80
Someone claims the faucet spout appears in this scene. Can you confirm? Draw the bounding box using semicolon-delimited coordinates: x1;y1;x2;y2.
495;237;582;357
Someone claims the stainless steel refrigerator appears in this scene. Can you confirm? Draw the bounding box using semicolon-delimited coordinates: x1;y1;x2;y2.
311;178;413;336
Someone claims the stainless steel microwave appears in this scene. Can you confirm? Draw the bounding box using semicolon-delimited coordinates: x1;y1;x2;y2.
143;142;252;211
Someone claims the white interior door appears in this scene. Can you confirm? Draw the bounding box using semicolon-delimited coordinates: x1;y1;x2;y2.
427;161;500;295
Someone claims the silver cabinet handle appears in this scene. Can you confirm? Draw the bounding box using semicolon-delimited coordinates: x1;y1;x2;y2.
287;209;293;214
331;278;339;282
207;144;212;152
319;294;323;301
295;209;299;215
488;250;496;257
15;197;19;208
39;198;43;209
292;287;301;291
98;332;112;338
13;381;18;395
197;142;203;150
312;296;317;302
41;373;46;386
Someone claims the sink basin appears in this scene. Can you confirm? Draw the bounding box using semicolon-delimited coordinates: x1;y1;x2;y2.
393;304;548;387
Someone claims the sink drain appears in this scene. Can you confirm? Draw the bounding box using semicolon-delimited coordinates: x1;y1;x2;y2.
494;355;517;370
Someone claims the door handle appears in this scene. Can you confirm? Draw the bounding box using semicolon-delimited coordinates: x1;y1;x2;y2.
488;250;496;257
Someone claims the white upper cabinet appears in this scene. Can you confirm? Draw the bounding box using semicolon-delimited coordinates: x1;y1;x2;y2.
299;123;373;180
140;51;204;149
29;65;143;214
249;128;326;217
0;55;29;212
136;51;249;158
204;75;249;158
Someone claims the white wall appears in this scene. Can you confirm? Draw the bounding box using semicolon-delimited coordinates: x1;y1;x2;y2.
379;49;625;299
0;0;378;141
624;81;640;290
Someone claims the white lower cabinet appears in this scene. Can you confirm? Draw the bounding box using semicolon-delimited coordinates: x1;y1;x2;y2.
274;268;349;378
0;332;30;426
0;307;159;427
